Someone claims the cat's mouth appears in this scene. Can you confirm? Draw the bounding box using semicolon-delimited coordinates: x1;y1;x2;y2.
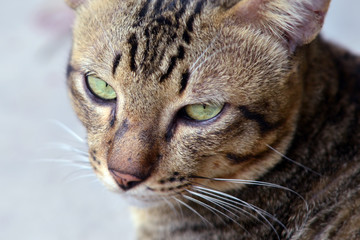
119;183;193;207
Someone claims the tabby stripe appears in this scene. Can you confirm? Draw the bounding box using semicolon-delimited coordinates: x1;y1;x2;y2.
182;30;191;44
160;45;185;82
175;0;190;26
226;153;252;164
179;70;190;94
238;106;277;134
112;53;122;76
132;0;152;27
138;0;151;18
153;0;163;14
155;16;173;26
226;148;273;165
128;34;138;72
186;0;206;32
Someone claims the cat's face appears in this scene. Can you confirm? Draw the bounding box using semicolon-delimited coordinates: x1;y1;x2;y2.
66;0;328;206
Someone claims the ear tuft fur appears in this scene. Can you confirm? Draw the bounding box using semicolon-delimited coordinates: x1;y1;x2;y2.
65;0;86;10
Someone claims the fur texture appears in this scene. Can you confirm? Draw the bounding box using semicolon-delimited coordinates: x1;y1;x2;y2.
66;0;360;239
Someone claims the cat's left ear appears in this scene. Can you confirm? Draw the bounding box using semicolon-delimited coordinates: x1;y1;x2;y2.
65;0;87;10
228;0;331;51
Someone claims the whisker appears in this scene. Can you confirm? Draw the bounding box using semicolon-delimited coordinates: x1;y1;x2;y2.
266;144;321;176
192;186;282;239
203;177;309;219
47;119;85;143
162;196;181;219
45;143;89;157
183;194;227;225
37;157;90;164
172;197;212;226
67;173;97;183
63;169;95;183
192;187;267;223
186;191;252;232
192;176;308;211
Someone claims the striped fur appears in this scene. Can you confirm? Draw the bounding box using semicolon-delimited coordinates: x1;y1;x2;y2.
66;0;360;239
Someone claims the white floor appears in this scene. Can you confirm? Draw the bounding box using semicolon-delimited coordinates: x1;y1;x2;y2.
1;0;359;240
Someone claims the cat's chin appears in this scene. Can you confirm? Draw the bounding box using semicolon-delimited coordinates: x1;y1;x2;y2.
122;194;167;208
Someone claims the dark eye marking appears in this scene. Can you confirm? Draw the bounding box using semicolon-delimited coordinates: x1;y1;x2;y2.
66;64;75;79
115;119;130;140
109;107;117;128
179;70;190;94
238;106;280;134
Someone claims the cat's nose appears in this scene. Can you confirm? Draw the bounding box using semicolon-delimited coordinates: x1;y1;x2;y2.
109;169;143;191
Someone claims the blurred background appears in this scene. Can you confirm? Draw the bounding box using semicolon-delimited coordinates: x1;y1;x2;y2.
0;0;359;239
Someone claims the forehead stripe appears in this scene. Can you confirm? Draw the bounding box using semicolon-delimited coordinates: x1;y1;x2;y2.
139;0;152;18
154;0;164;14
186;0;207;32
112;53;122;76
128;33;138;72
160;45;185;82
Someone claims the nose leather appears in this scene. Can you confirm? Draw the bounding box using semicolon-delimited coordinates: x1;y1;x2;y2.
109;169;143;191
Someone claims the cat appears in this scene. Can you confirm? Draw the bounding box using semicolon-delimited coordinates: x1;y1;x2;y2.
64;0;360;239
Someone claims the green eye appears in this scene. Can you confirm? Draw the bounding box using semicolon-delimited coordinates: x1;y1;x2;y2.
87;76;117;100
184;103;224;121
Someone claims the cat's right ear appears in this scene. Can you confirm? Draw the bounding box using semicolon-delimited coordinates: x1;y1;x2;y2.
226;0;331;52
65;0;86;10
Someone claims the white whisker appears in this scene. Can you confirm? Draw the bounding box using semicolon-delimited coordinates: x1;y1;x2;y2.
173;197;212;226
48;119;85;143
37;157;89;164
162;196;180;219
46;143;89;157
266;144;321;176
193;187;263;221
184;194;227;225
192;186;282;239
63;169;95;182
200;178;309;220
67;173;97;183
206;178;308;209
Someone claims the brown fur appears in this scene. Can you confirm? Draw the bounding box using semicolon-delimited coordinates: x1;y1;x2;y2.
66;0;360;239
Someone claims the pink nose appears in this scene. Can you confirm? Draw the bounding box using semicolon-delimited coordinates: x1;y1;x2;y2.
109;169;143;191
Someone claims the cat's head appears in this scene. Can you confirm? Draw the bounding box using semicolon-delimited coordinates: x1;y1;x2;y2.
66;0;330;206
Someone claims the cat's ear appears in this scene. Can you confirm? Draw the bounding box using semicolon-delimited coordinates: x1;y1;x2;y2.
228;0;331;51
65;0;87;10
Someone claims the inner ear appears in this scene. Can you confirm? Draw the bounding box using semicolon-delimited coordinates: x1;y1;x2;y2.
65;0;87;10
226;0;331;52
